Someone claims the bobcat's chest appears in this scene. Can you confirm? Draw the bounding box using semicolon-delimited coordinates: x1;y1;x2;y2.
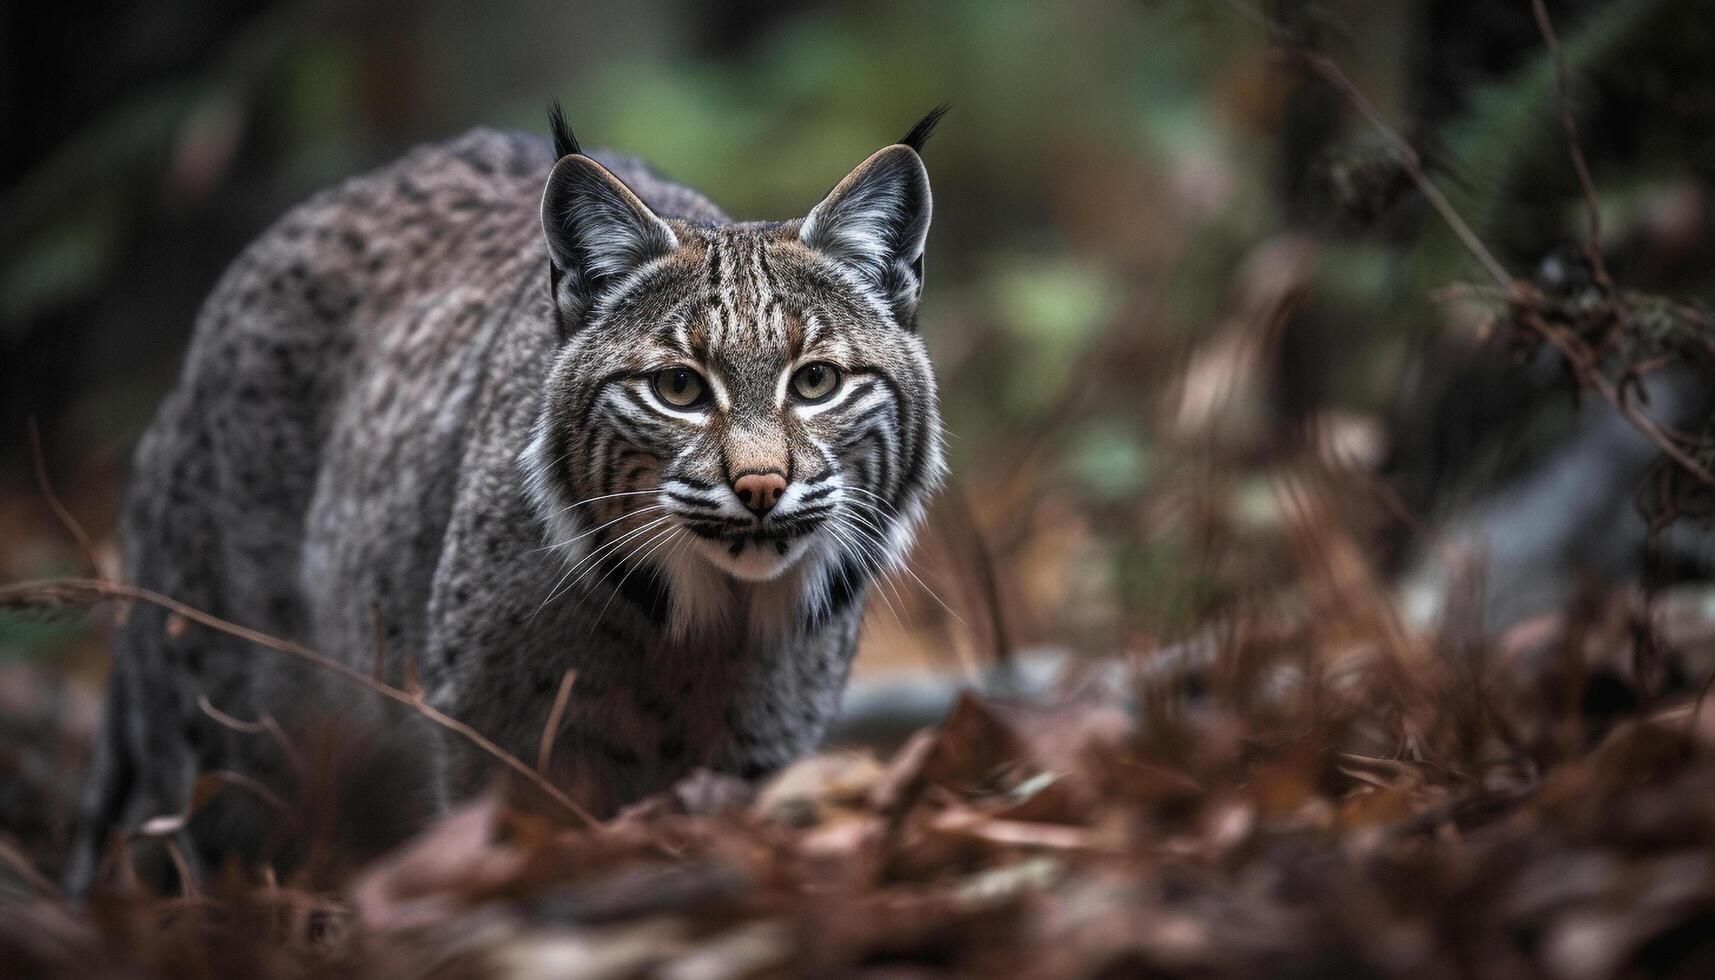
539;626;754;812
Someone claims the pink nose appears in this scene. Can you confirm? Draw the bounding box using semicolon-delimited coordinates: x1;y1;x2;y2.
732;472;787;516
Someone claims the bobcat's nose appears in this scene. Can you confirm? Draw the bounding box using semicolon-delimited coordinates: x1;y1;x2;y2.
731;471;787;517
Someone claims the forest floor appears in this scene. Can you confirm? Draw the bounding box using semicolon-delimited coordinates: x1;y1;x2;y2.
7;541;1715;978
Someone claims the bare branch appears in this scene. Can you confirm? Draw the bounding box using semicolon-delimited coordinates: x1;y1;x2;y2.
1220;1;1715;494
1215;0;1510;287
1531;0;1612;292
1519;306;1715;486
1285;50;1514;292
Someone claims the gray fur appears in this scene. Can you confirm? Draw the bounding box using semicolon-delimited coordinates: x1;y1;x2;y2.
69;125;943;891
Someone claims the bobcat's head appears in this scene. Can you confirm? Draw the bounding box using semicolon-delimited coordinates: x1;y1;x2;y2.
523;108;947;633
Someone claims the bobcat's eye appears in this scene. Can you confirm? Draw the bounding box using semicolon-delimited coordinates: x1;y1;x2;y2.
790;362;841;403
653;367;708;408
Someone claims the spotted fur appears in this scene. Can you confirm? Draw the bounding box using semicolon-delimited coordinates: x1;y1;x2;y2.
70;112;946;891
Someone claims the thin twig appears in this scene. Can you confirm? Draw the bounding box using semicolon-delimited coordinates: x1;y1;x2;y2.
0;577;600;829
1287;50;1514;291
161;838;200;900
27;418;106;581
402;649;423;700
0;834;62;898
538;668;577;773
198;695;303;780
1530;0;1612;292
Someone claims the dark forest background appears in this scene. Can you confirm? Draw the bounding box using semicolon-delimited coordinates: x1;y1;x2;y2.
7;0;1715;665
13;2;1715;975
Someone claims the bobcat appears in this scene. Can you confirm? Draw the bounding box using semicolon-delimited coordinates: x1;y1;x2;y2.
69;105;948;890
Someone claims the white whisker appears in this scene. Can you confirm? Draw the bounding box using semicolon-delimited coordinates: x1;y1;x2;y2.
830;515;913;623
562;515;676;593
534;514;675;617
838;507;963;626
825;517;904;629
530;504;668;554
555;487;665;514
589;526;683;635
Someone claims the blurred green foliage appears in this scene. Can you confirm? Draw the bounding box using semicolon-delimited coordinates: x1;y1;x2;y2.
5;0;1715;658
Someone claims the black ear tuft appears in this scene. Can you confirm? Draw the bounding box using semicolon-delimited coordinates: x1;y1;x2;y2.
899;102;951;154
548;100;581;159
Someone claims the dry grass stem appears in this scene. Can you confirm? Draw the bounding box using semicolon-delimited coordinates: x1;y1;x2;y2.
0;576;600;829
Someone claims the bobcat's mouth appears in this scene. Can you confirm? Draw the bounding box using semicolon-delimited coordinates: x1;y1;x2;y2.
684;514;828;549
677;514;828;582
656;481;836;582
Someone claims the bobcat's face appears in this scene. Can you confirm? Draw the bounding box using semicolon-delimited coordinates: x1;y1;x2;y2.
524;129;943;629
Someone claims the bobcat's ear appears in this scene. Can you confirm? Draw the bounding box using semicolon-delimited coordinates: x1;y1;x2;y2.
799;144;932;327
541;153;677;328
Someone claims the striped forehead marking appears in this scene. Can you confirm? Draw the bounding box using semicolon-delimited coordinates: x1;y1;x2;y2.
701;234;790;347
